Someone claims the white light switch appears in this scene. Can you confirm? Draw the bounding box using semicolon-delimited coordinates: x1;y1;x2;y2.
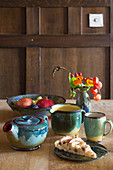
89;14;104;27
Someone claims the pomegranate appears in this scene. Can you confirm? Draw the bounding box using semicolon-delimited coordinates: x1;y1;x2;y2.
36;98;54;108
17;97;33;108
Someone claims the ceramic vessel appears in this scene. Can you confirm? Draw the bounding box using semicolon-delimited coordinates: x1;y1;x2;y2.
76;87;91;113
7;94;66;117
84;112;113;142
50;103;86;135
3;115;49;151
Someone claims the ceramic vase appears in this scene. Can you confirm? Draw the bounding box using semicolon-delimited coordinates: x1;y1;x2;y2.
76;87;91;113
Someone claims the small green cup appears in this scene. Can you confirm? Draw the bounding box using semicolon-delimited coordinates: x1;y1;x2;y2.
84;112;113;142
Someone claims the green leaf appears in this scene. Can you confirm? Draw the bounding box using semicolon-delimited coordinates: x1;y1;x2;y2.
70;77;77;88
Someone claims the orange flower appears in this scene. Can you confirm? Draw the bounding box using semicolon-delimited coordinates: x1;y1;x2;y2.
73;80;82;86
77;75;83;80
73;76;83;86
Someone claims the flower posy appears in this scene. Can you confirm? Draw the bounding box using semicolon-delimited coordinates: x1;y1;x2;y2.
69;72;102;101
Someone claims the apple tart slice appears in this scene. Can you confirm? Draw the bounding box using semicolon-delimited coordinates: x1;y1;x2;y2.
55;135;97;159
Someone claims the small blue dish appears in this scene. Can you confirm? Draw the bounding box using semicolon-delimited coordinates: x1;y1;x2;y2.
7;94;66;117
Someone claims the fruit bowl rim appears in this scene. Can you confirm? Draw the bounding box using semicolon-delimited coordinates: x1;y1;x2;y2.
7;94;66;111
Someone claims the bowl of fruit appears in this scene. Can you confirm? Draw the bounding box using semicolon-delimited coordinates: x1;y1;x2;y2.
7;94;66;117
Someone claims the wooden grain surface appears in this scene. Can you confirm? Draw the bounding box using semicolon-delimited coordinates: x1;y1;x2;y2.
0;48;26;98
40;8;68;34
26;7;39;35
0;0;110;7
26;48;41;94
0;99;113;170
0;35;110;48
0;8;25;34
68;7;81;34
82;7;109;34
41;48;109;99
0;4;112;99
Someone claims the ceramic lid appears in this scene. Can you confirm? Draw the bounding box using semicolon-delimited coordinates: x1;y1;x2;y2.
12;115;47;131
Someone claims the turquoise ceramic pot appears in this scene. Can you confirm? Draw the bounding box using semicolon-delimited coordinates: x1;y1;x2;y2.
3;115;49;151
50;103;86;135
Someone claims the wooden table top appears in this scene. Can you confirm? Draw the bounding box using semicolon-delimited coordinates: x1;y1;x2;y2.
0;99;113;170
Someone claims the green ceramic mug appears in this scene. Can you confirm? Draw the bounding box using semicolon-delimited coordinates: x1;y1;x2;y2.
84;112;113;142
50;103;86;135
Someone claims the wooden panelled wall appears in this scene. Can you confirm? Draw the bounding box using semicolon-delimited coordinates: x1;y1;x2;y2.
0;0;113;99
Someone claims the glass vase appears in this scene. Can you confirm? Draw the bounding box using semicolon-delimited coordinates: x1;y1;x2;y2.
76;87;91;113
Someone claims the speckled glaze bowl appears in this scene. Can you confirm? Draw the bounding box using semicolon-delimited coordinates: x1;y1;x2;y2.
3;115;49;151
7;94;66;117
50;103;86;135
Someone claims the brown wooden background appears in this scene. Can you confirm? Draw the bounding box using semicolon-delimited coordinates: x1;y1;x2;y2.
0;0;113;99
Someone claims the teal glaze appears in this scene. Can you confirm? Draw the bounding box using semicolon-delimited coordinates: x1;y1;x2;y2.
50;103;86;135
76;87;91;113
84;116;106;137
7;94;66;117
3;115;49;151
84;112;113;142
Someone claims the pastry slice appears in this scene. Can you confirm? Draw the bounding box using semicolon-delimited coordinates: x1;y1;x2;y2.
55;135;97;159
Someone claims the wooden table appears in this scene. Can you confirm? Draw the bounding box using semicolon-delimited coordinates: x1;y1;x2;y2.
0;99;113;170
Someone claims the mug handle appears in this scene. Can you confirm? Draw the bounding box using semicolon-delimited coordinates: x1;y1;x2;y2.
103;119;113;136
81;109;86;123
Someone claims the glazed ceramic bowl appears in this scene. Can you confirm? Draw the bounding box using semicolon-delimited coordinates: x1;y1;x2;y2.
7;94;66;117
3;114;49;151
50;103;86;135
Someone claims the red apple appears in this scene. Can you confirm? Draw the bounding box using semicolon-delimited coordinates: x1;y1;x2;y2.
17;97;33;108
36;98;54;108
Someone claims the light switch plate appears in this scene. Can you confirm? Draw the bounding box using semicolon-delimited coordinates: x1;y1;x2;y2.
89;14;104;27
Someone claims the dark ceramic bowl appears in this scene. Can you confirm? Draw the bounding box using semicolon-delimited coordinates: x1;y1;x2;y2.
7;94;66;117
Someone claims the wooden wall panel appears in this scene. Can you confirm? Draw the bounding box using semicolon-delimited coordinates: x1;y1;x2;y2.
41;48;109;99
26;7;41;94
26;48;41;94
82;7;109;34
40;8;68;34
0;1;112;99
0;8;25;34
0;0;110;8
26;7;39;34
110;0;113;98
41;48;71;97
68;7;81;34
74;48;110;99
0;48;26;98
26;8;41;94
